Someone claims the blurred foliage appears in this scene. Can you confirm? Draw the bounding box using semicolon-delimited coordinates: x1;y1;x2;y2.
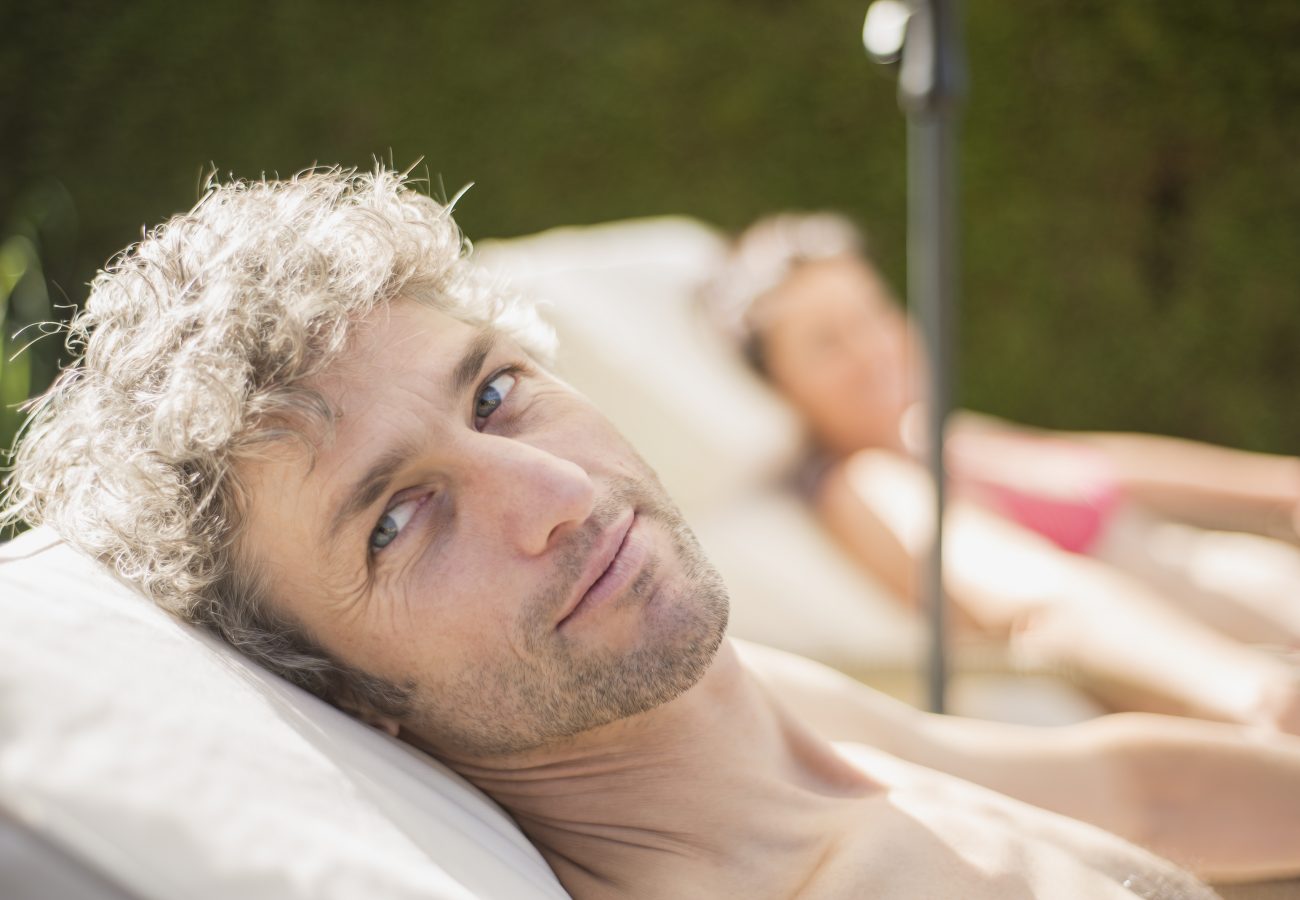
1;180;74;446
1;0;1298;472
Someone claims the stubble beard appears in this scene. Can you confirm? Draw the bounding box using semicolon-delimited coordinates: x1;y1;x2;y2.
409;473;730;758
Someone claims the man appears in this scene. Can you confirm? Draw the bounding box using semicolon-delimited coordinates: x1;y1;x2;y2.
4;167;1297;897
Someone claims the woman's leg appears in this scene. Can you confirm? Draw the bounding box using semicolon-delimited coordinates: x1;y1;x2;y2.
1094;504;1300;646
1005;552;1300;735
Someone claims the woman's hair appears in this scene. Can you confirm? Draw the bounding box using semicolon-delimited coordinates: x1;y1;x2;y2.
700;212;867;377
0;165;554;717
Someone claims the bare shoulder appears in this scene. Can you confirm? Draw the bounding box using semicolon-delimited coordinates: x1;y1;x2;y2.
807;742;1220;900
730;638;925;750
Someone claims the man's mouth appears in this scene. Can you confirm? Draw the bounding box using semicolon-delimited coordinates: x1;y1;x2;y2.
556;509;643;629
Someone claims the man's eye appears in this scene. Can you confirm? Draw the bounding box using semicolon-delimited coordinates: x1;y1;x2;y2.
370;499;420;552
475;370;517;424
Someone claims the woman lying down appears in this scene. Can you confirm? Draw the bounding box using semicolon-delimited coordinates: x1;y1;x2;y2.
704;212;1300;738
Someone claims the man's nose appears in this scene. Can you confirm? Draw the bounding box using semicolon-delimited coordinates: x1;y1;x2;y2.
462;436;596;556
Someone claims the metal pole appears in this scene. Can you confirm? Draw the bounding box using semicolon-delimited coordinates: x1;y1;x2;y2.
905;0;964;715
867;0;965;713
910;114;957;714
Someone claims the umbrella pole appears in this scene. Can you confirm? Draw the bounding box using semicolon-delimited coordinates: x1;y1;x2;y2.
870;0;966;713
910;110;958;714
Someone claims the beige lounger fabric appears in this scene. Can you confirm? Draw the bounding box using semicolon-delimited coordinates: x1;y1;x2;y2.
0;527;570;900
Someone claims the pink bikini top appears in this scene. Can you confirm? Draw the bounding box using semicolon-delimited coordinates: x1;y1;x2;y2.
949;432;1123;555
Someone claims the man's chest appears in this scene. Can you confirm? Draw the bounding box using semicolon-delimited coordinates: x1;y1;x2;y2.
806;745;1216;900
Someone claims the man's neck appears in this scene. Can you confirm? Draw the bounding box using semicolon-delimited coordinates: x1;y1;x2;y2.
433;641;880;898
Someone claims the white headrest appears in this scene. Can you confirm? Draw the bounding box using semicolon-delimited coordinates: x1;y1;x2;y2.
0;527;570;900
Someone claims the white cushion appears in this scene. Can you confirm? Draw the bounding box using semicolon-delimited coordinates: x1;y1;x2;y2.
0;527;570;900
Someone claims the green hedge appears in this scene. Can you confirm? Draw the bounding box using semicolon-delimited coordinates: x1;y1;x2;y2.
3;0;1298;465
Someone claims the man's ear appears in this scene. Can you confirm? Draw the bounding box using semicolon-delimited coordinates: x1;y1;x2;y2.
337;697;402;737
361;711;402;738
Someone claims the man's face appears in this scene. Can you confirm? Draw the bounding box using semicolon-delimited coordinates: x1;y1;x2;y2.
238;300;728;758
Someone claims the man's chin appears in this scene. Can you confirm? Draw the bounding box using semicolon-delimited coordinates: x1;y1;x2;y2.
415;566;728;761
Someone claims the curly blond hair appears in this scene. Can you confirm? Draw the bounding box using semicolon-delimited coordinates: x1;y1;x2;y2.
2;165;554;716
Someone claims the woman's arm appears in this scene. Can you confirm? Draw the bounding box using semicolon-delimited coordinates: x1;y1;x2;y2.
735;638;1300;883
1066;431;1300;544
949;413;1300;543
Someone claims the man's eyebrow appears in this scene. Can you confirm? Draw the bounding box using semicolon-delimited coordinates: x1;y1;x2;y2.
326;444;413;544
325;326;500;544
452;327;499;398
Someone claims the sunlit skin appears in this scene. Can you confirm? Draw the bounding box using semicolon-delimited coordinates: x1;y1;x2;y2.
231;299;1217;899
